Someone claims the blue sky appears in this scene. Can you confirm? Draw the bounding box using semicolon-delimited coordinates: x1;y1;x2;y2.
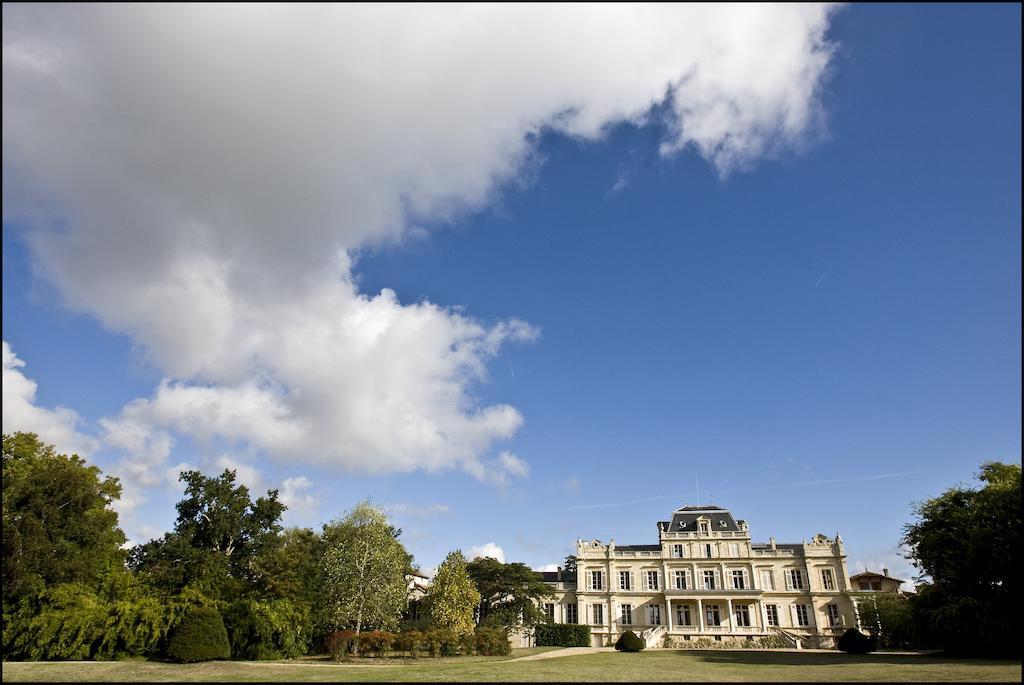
2;5;1020;581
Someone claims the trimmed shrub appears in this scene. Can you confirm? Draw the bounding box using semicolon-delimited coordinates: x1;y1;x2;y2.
166;606;230;663
324;630;355;660
474;627;511;656
614;630;645;652
838;628;877;654
423;628;444;657
357;630;396;658
535;623;591;648
395;630;422;658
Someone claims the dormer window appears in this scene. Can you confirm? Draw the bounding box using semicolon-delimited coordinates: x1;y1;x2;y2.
698;521;709;534
719;520;727;527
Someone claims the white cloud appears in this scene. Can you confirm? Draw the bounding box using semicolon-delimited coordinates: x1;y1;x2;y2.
535;563;559;572
1;340;98;458
383;503;453;519
468;542;506;563
3;5;840;483
279;476;318;524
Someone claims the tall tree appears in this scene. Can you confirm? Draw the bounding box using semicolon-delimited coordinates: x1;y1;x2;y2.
425;550;480;636
316;502;411;652
902;461;1020;655
466;556;555;632
128;469;285;598
2;433;126;611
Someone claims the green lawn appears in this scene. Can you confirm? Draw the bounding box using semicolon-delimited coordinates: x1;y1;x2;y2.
2;649;1020;682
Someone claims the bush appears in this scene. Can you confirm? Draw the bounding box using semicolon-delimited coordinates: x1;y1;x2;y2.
837;628;877;654
535;623;591;648
614;630;645;652
394;630;422;657
357;630;396;658
166;606;230;663
474;627;511;656
223;599;310;660
324;630;355;660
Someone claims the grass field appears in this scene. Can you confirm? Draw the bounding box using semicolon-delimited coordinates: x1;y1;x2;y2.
2;648;1020;682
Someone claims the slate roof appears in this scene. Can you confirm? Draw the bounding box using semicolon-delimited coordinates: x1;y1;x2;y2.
665;506;741;533
538;570;577;583
615;544;661;552
850;571;905;583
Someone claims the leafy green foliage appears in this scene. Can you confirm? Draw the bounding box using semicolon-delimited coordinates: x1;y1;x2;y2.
316;502;411;651
614;630;645;652
223;598;310;660
128;469;284;600
2;433;126;613
166;606;230;663
466;556;555;631
534;623;591;647
473;627;511;656
853;593;915;649
902;461;1020;655
837;628;876;654
425;550;480;636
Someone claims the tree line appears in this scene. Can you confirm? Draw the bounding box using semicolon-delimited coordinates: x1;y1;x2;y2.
1;432;554;661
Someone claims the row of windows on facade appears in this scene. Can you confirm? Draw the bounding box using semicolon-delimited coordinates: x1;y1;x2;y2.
540;602;843;629
584;568;836;592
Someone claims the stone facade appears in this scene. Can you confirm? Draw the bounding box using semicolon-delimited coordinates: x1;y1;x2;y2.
538;505;857;648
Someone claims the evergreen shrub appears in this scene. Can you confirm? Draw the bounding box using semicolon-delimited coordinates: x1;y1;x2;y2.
837;628;877;654
166;606;230;663
614;630;645;652
474;627;511;656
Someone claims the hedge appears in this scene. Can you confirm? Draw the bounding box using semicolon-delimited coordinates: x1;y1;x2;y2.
535;623;591;647
166;606;230;663
223;599;310;660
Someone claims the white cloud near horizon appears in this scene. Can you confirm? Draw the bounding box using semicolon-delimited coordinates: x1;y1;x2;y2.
2;5;840;498
468;542;507;563
2;340;99;458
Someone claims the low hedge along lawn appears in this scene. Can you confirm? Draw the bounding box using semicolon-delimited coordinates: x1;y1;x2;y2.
535;623;592;647
166;606;230;663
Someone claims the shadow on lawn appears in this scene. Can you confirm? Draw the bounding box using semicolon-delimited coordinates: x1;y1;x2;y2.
682;650;1017;667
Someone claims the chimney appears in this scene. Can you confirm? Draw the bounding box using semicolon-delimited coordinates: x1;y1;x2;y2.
557;566;562;582
883;568;889;577
769;536;776;550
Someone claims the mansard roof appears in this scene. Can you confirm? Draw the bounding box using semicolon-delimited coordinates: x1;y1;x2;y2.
664;506;741;533
615;544;661;551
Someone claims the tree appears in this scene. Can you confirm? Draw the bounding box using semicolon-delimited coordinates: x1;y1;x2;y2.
425;551;480;636
2;433;126;612
853;592;915;649
250;527;323;604
316;502;411;653
563;555;577;574
128;469;285;599
902;461;1020;655
466;556;555;632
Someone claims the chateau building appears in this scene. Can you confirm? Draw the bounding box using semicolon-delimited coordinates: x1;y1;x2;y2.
539;506;857;648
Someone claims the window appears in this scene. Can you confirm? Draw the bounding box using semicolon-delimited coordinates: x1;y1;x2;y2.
590;570;604;591
409;599;421;620
704;543;714;558
794;604;810;627
703;570;717;590
648;605;661;626
673;570;688;590
566;603;578;624
728;543;740;558
619;570;632;590
787;569;805;590
542;603;555;622
592;604;604;625
734;604;751;627
645;570;659;590
732;570;747;589
677;605;692;626
761;570;775;590
699;521;710;534
620;604;633;625
705;604;721;626
821;568;836;591
827;604;841;627
672;543;686;558
765;604;780;627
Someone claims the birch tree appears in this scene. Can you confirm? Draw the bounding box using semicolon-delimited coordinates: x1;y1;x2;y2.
316;502;411;653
